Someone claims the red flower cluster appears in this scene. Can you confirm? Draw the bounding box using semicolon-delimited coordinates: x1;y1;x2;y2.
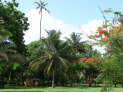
99;29;107;35
93;28;109;43
80;58;93;64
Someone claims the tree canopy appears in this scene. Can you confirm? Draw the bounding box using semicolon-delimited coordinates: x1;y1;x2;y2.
0;0;29;56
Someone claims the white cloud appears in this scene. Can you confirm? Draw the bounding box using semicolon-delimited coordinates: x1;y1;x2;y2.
24;9;102;45
80;20;102;41
24;9;66;44
81;20;102;35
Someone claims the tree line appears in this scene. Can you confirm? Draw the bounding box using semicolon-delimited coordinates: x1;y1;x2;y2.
1;0;123;91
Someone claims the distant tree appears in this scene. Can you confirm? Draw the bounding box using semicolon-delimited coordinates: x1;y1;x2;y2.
35;0;49;40
66;32;86;54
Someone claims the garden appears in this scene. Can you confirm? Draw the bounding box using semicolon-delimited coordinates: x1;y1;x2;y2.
0;0;123;92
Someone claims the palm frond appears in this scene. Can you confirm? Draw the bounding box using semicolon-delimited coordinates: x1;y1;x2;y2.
34;2;40;7
43;7;50;13
47;60;53;74
35;0;49;13
59;57;68;69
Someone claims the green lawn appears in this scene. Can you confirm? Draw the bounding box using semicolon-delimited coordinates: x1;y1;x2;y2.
0;87;123;92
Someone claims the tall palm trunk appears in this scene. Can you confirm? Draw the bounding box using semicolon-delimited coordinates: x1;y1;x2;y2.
52;71;55;88
40;9;42;40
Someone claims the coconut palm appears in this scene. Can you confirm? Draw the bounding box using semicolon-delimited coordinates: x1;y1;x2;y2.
29;30;75;87
35;0;49;40
66;32;86;55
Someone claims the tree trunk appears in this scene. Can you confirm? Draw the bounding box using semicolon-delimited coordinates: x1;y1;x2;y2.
40;9;42;40
114;83;117;87
121;83;123;87
8;71;11;84
52;71;55;88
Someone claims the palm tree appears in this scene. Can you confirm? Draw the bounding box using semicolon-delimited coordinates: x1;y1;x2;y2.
66;32;86;54
35;0;49;40
29;30;73;87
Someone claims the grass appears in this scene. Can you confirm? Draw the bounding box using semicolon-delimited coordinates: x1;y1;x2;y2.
0;87;123;92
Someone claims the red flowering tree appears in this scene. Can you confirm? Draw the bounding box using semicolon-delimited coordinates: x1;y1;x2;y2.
89;9;123;91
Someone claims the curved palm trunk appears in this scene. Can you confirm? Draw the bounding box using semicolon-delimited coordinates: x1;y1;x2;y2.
40;9;42;40
52;71;55;88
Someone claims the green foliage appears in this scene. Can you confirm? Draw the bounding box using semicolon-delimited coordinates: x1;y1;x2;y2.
26;41;43;61
0;20;26;85
29;30;69;73
27;29;101;87
66;32;86;55
0;0;29;56
0;29;12;39
94;10;123;92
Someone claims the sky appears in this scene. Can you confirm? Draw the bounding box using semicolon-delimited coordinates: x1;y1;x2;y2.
17;0;123;24
13;0;123;53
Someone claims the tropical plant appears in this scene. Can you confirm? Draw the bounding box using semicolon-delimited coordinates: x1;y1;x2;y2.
29;30;72;87
66;32;86;54
90;9;123;92
35;0;49;40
